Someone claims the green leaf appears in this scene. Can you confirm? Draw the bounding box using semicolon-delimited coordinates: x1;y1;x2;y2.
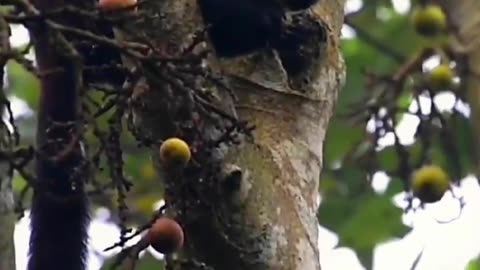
324;119;365;164
7;60;40;110
385;176;405;197
12;172;27;193
376;146;400;173
320;166;409;270
335;194;408;269
0;5;15;14
101;253;165;270
466;259;480;270
395;92;414;123
427;115;474;182
135;254;165;270
446;114;475;177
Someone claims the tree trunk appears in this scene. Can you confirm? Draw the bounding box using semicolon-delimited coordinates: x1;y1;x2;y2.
132;1;346;269
438;1;480;178
0;155;15;270
0;18;16;270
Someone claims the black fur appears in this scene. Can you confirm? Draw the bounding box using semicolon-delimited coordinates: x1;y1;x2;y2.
27;1;91;267
197;0;320;58
27;62;90;270
79;21;125;86
198;0;285;57
28;188;89;270
284;0;318;10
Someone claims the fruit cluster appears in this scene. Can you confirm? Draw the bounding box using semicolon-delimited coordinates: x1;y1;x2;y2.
146;137;192;254
412;4;456;91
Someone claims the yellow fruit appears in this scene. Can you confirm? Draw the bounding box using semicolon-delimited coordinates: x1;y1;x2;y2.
428;64;454;90
159;138;191;167
411;165;450;203
412;5;447;37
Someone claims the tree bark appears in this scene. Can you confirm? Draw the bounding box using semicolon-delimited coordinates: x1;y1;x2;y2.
0;152;15;270
437;1;480;178
0;18;16;270
132;1;346;269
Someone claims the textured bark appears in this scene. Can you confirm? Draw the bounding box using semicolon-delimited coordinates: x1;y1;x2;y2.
132;1;346;269
0;18;16;270
0;162;15;270
437;1;480;178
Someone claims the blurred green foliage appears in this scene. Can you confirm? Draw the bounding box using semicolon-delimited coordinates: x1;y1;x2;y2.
467;259;480;270
7;60;40;110
100;254;165;270
320;1;467;269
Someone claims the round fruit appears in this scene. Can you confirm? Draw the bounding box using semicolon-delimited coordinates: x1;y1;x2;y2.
428;64;454;90
98;0;137;11
411;165;450;203
412;5;447;37
148;217;184;254
159;138;191;167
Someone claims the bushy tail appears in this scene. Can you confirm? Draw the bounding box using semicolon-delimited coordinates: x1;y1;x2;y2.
28;188;89;270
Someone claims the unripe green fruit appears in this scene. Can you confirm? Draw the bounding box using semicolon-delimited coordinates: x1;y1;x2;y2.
412;5;447;37
428;64;454;90
411;165;450;203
